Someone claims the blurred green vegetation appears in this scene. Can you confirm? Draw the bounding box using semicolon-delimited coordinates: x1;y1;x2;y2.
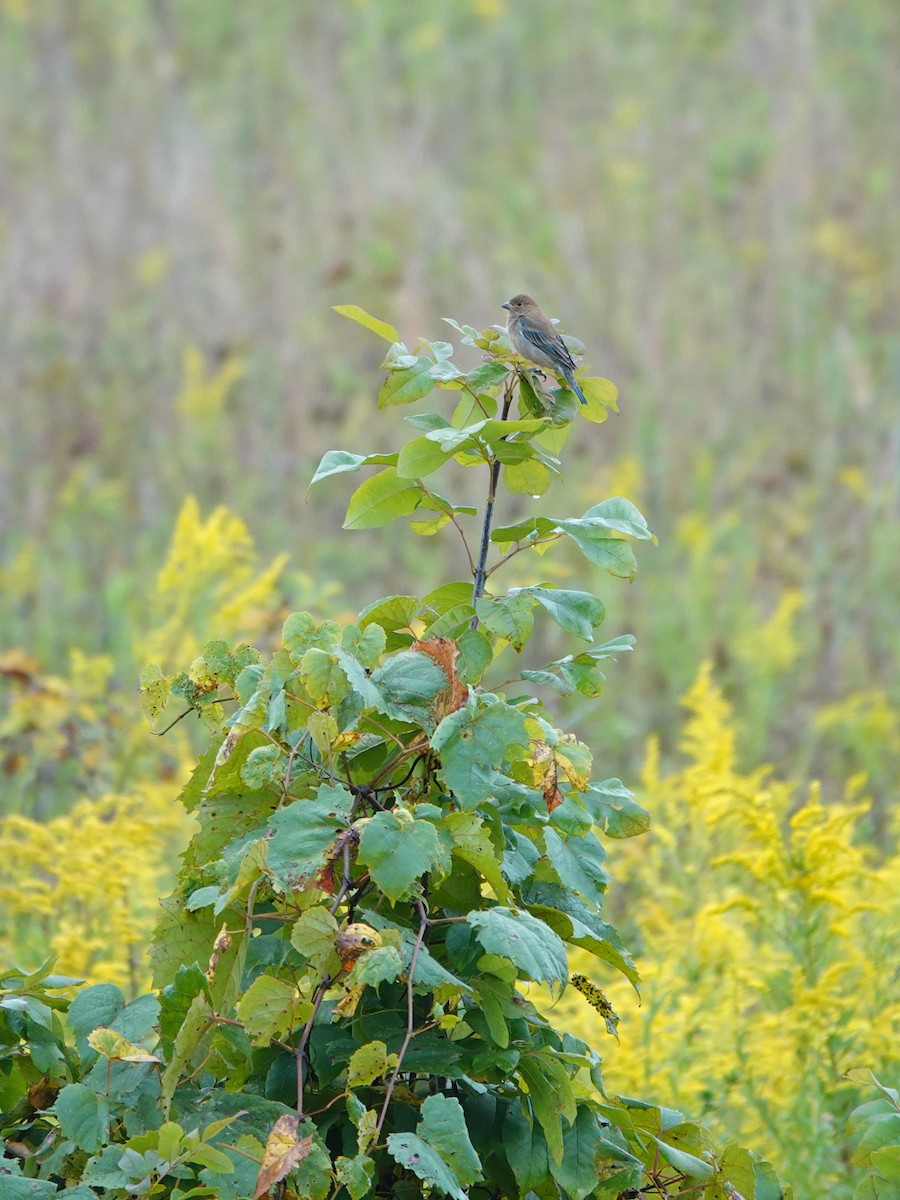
1;0;898;816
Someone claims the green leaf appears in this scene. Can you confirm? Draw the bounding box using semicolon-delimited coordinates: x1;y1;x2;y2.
553;1104;611;1200
68;983;125;1045
517;1053;576;1165
504;459;553;496
443;810;511;903
431;695;530;806
266;784;354;891
457;628;493;685
475;592;535;650
283;611;341;659
240;745;286;790
503;1102;552;1193
557;527;638;579
529;587;606;640
467;907;568;984
418;1094;483;1187
387;1133;467;1200
369;649;449;725
563;497;655;540
290;906;340;972
379;357;437;407
653;1135;715;1180
358;594;418;640
236;974;305;1045
350;944;404;989
579;376;619;423
308;449;398;487
543;828;609;906
139;662;169;728
335;1154;376;1200
347;1041;398;1088
333;304;400;342
344;468;424;529
397;436;455;479
54;1083;108;1153
466;361;510;390
357;811;450;903
587;779;650;839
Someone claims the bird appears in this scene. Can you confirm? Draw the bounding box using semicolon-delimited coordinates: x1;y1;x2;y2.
502;293;587;405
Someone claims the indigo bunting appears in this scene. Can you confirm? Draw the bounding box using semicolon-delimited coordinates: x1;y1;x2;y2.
502;293;587;405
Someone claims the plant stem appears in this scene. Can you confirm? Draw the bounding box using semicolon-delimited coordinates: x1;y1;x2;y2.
374;894;429;1136
470;380;515;624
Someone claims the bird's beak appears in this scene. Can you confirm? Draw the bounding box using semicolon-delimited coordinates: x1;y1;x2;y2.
501;302;510;310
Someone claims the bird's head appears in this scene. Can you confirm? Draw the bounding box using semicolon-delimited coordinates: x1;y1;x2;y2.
502;293;540;316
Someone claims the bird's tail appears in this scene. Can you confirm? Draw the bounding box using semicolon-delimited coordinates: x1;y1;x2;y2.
564;369;588;406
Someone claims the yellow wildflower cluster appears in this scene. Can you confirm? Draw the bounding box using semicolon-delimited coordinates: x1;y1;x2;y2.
139;495;288;669
553;664;900;1196
176;343;246;421
0;786;193;993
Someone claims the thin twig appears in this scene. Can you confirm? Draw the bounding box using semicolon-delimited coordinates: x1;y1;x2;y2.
374;895;429;1137
485;533;563;577
470;377;516;624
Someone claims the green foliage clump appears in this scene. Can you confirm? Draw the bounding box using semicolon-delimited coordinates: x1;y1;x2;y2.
1;311;786;1199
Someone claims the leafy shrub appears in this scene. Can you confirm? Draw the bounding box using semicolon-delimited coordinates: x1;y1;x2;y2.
1;309;786;1199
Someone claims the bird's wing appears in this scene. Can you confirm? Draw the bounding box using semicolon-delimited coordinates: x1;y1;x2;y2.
518;319;578;371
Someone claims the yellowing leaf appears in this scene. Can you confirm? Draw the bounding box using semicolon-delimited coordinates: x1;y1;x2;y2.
254;1114;313;1199
87;1027;161;1063
333;304;400;343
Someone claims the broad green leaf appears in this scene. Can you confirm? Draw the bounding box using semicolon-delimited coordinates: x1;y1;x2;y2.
579;376;619;423
431;695;530;806
652;1135;715;1180
344;468;423;530
241;745;287;790
308;449;397;487
587;779;650;839
290;906;340;972
543;828;609;906
503;1102;552;1193
387;1132;467;1200
350;944;403;989
475;592;535;650
54;1083;108;1153
307;710;339;753
369;649;449;726
358;594;418;636
139;662;169;728
467;907;568;984
552;1105;611;1200
236;974;305;1045
379;357;437;408
565;497;654;540
347;1041;398;1088
718;1144;757;1199
335;1154;376;1200
397;436;456;480
333;304;400;342
411;513;451;535
357;810;450;903
266;784;354;891
443;810;511;903
504;459;553;496
161;992;214;1114
283;611;341;660
473;974;510;1047
457;628;493;685
529;587;605;641
490;517;556;545
418;1094;483;1187
342;621;388;668
466;361;510;390
68;983;125;1044
300;648;350;706
556;526;638;580
517;1053;576;1164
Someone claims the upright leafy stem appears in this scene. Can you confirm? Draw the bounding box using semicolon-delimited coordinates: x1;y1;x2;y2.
5;303;787;1200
